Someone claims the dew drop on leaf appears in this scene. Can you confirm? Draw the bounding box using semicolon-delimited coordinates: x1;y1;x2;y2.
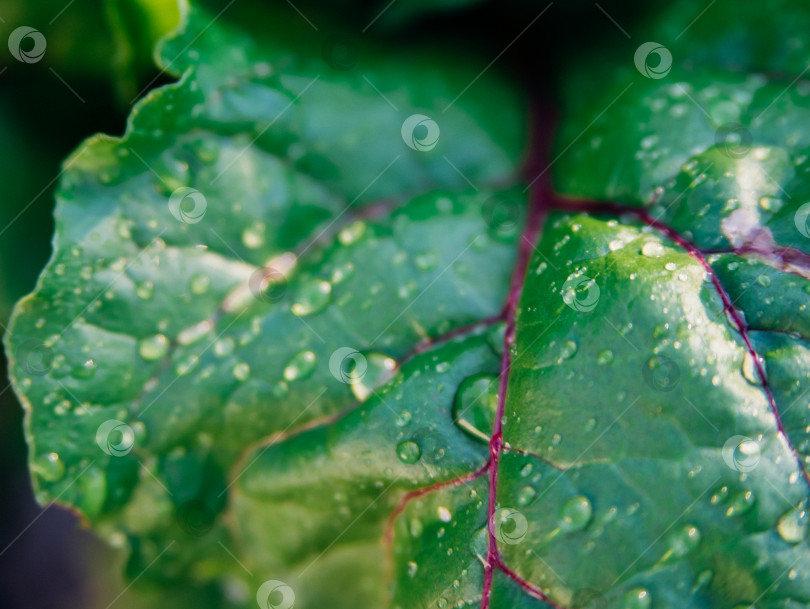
437;506;452;522
596;349;614;365
337;220;366;246
291;279;332;316
190;273;211;295
213;337;234;358
283;350;317;381
396;440;421;464
232;362;250;381
135;280;155;300
395;411;412;427
664;524;701;559
241;221;266;249
559;495;593;532
758;195;784;213
777;506;808;544
641;241;666;257
349;352;396;401
558;340;577;362
517;486;537;507
452;373;499;442
623;588;651;609
138;334;169;361
725;490;755;516
414;250;439;271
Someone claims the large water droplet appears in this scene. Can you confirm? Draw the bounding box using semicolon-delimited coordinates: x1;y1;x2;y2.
641;241;666;257
283;350;317;381
138;334;169;361
452;373;499;442
559;495;593;532
623;588;651;609
291;279;332;316
777;506;808;544
396;440;421;464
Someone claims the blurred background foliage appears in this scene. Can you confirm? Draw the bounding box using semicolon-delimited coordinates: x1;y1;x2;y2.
0;0;659;606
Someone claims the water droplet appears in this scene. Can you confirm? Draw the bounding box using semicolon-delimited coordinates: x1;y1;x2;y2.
291;279;332;316
232;362;250;381
214;337;234;358
115;219;132;240
283;350;317;381
559;495;593;532
777;506;808;544
726;490;755;516
241;221;266;249
190;273;211;295
396;440;421;464
665;525;701;559
395;411;412;427
558;340;578;362
338;220;366;245
175;354;199;376
194;139;220;164
349;352;396;401
33;452;65;482
138;334;169;361
135;280;154;300
414;250;439;271
758;195;784;213
597;349;614;365
407;561;418;577
623;588;651;609
641;241;666;257
452;373;499;442
437;506;452;522
517;486;537;507
756;274;771;287
177;320;212;346
741;352;764;385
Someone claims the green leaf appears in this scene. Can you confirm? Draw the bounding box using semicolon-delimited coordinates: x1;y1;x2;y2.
7;0;810;608
5;0;525;601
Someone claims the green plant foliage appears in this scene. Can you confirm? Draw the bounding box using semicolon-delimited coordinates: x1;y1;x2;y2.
6;0;810;608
